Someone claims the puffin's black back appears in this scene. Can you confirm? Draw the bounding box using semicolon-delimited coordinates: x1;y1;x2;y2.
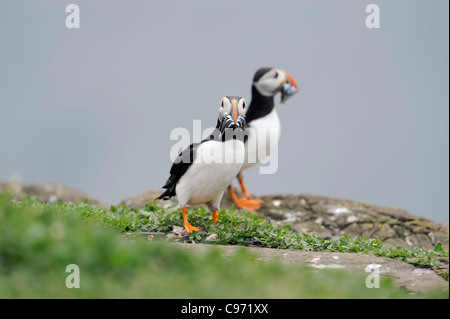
245;85;275;124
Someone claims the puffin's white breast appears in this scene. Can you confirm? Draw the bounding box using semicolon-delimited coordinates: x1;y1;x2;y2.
241;108;281;171
176;139;245;206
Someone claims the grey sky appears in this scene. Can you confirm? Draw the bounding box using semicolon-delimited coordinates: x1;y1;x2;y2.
0;0;448;223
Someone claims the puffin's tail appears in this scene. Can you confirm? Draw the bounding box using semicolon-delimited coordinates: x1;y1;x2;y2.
155;183;176;200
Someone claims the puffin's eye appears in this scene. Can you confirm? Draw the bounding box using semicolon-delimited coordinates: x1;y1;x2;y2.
274;71;278;79
221;101;224;108
242;101;246;109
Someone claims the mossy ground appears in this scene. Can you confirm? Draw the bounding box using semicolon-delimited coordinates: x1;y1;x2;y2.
0;195;448;298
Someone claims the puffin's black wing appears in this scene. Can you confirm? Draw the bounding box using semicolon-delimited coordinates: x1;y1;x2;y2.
156;129;222;200
156;142;200;200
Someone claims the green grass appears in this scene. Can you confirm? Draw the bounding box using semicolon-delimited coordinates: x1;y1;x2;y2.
27;198;446;270
0;195;448;298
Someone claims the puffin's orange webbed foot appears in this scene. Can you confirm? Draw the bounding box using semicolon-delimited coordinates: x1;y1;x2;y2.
182;207;202;234
237;177;263;208
184;223;202;234
234;197;262;211
248;197;264;204
228;187;261;211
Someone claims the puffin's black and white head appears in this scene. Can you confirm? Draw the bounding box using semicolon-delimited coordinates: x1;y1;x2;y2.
218;96;247;132
253;67;299;103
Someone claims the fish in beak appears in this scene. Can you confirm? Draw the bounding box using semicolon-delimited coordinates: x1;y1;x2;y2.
219;97;247;132
280;70;299;103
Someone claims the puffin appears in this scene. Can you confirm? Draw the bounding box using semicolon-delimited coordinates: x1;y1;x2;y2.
227;67;299;210
157;96;247;233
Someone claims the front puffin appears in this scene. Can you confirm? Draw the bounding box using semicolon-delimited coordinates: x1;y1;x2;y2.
157;96;247;233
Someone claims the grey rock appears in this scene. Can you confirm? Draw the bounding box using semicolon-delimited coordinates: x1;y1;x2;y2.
371;223;397;241
120;190;168;209
174;243;448;294
172;226;187;237
165;233;181;241
220;191;449;250
205;234;219;241
1;179;101;206
289;220;333;238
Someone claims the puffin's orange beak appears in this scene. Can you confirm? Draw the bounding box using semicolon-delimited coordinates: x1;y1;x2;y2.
219;98;242;131
280;70;299;103
283;70;298;89
232;100;238;124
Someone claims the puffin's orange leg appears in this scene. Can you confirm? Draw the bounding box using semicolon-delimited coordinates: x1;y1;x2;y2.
182;208;202;233
212;209;219;224
238;177;251;198
228;187;261;211
238;177;264;204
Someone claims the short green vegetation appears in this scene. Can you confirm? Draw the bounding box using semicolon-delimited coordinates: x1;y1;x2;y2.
0;195;448;298
37;199;446;269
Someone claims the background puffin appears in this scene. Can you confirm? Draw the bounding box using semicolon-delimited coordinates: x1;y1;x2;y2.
157;96;247;233
227;67;299;210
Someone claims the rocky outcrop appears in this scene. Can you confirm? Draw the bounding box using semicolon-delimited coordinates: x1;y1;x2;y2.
0;179;101;206
238;193;449;251
119;190;449;251
176;243;448;294
2;179;448;251
120;190;163;209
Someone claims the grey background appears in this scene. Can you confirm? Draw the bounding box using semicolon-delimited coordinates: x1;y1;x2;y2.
0;0;448;223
